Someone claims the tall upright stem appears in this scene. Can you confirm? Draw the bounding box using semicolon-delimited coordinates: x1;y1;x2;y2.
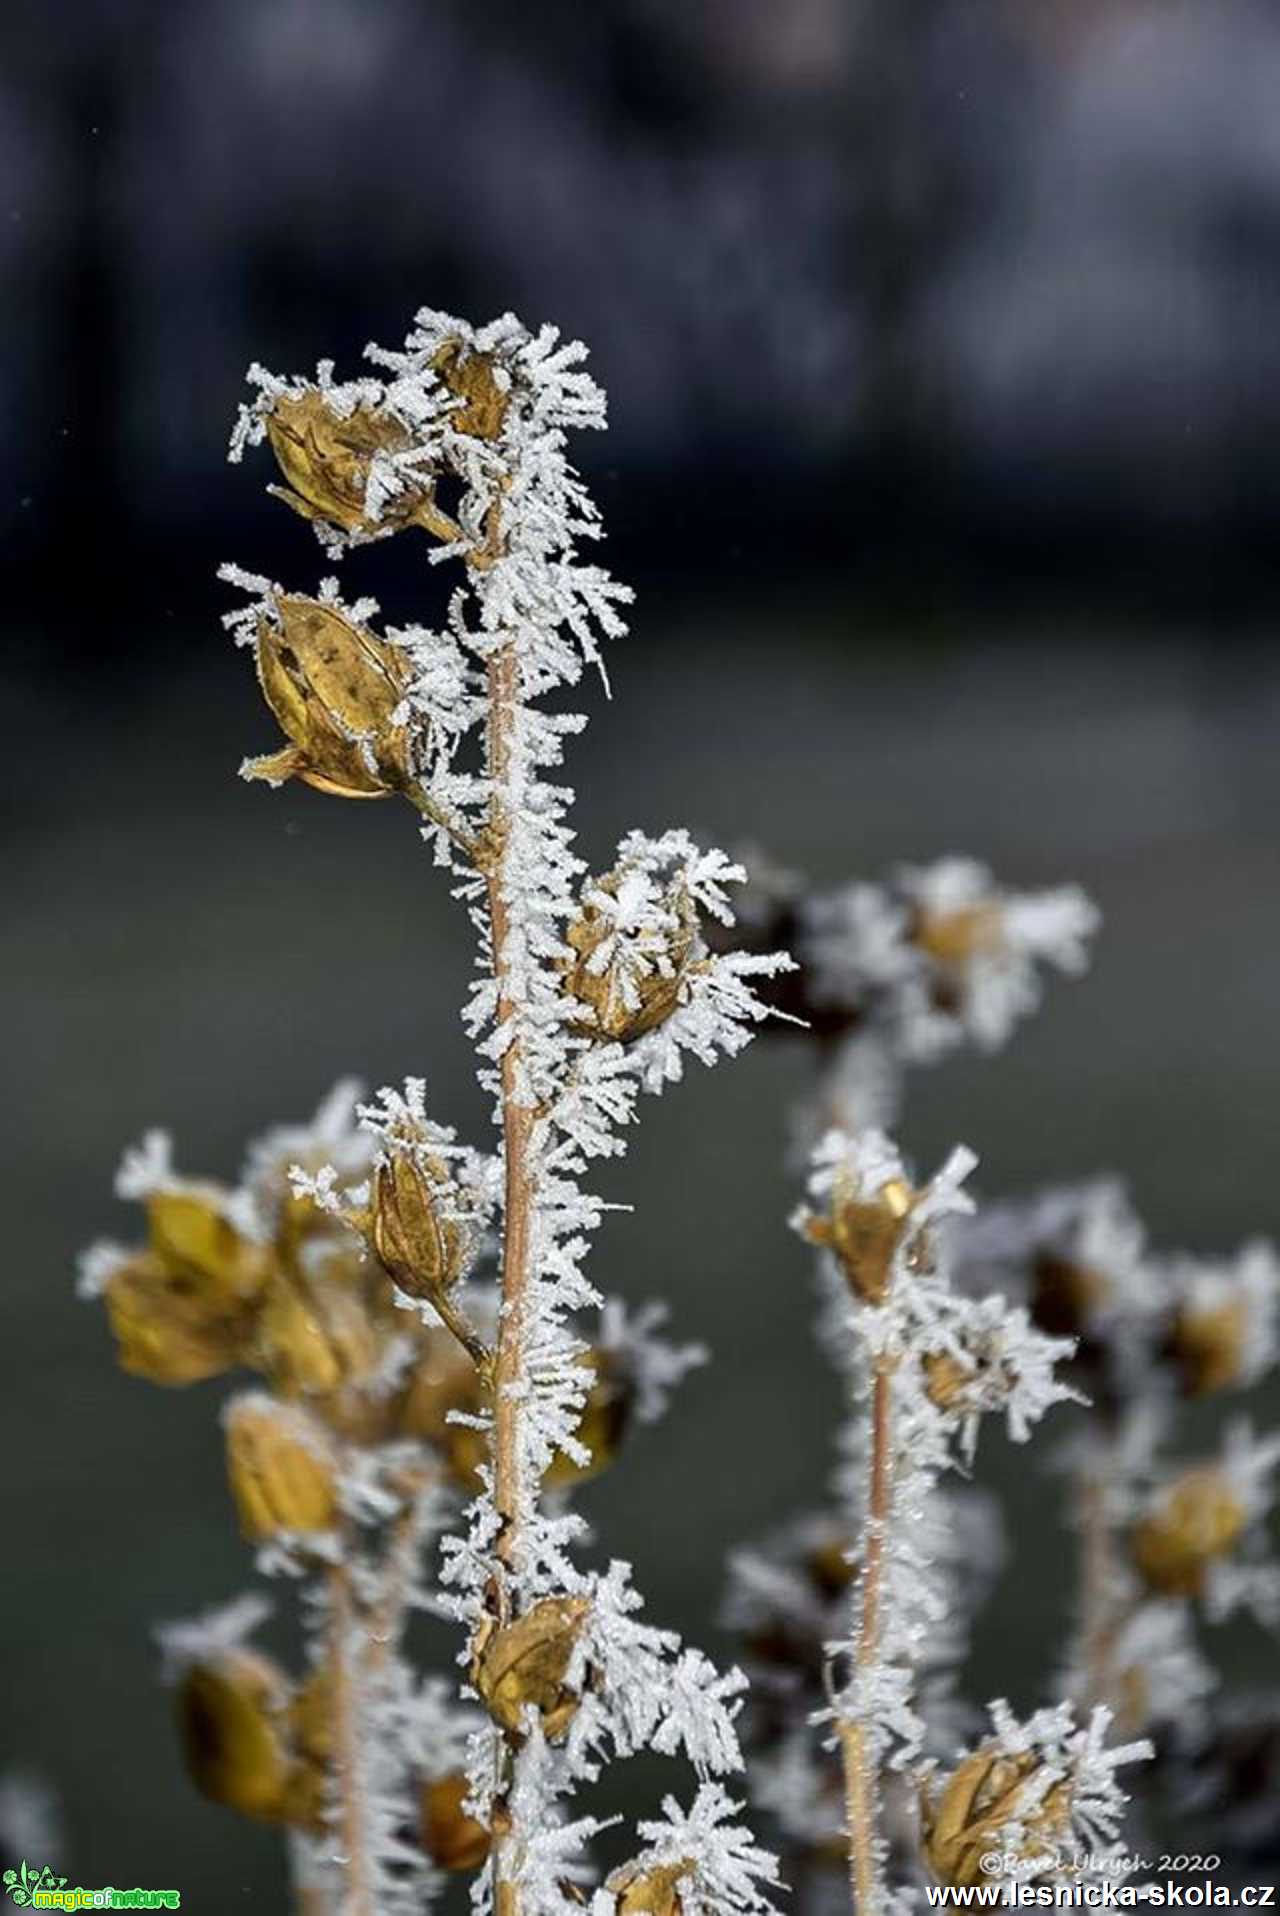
484;637;536;1916
328;1557;376;1916
838;1353;896;1916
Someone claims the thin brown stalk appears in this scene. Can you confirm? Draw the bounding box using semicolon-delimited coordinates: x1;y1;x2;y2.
484;636;536;1916
328;1556;376;1916
1077;1467;1124;1713
838;1353;897;1916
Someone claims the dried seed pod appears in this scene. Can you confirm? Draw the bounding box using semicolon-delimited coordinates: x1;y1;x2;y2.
103;1251;250;1386
255;1275;379;1398
224;1396;337;1541
803;1176;916;1306
176;1649;294;1822
912;901;1003;970
606;1860;692;1916
371;1151;470;1300
470;1596;591;1741
244;595;413;799
562;872;697;1043
921;1744;1071;1888
146;1190;273;1307
1131;1467;1247;1597
266;390;436;537
433;339;510;442
1030;1254;1111;1341
542;1350;634;1490
420;1772;504;1872
1169;1298;1248;1397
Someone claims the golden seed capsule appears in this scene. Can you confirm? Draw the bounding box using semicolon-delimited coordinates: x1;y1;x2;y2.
1169;1299;1248;1396
921;1744;1071;1888
147;1190;273;1307
912;902;1004;969
562;874;696;1044
470;1596;591;1741
224;1396;337;1541
103;1251;249;1387
420;1771;501;1872
255;1276;379;1398
804;1176;915;1306
433;339;510;442
542;1351;633;1490
371;1152;469;1299
922;1352;977;1412
606;1860;692;1916
244;595;413;800
266;390;434;536
1131;1467;1247;1597
176;1649;293;1822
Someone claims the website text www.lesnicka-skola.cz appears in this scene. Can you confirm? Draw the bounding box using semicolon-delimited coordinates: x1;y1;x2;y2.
924;1885;1276;1908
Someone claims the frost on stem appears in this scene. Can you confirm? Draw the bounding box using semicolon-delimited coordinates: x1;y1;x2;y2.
775;1130;1083;1911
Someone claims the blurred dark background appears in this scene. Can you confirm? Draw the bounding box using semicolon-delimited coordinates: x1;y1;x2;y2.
4;0;1280;1907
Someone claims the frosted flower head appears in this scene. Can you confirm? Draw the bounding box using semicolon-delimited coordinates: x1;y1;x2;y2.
1163;1241;1280;1397
1130;1421;1280;1602
896;857;1099;1056
921;1702;1150;1887
795;1129;975;1308
603;1785;781;1916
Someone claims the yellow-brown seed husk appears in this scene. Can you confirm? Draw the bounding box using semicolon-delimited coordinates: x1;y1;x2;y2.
1131;1467;1247;1597
420;1772;498;1872
246;595;413;800
606;1860;692;1916
804;1176;915;1306
470;1596;591;1741
146;1190;273;1307
224;1397;337;1540
255;1276;380;1398
371;1152;469;1299
921;1745;1072;1888
923;1351;980;1413
265;390;434;537
913;902;1004;969
562;876;697;1043
433;340;511;442
176;1650;293;1822
1169;1300;1248;1397
103;1251;251;1386
542;1351;634;1490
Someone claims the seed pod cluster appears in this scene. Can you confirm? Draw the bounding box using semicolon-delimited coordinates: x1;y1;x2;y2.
103;1188;271;1387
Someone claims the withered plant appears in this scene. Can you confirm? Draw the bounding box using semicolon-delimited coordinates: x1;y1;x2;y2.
82;309;792;1916
722;857;1280;1908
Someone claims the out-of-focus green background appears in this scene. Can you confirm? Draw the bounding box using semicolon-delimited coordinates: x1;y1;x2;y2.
5;1;1280;1905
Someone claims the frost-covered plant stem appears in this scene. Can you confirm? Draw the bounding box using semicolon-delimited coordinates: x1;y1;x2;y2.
329;1552;378;1916
838;1356;895;1916
484;631;539;1915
